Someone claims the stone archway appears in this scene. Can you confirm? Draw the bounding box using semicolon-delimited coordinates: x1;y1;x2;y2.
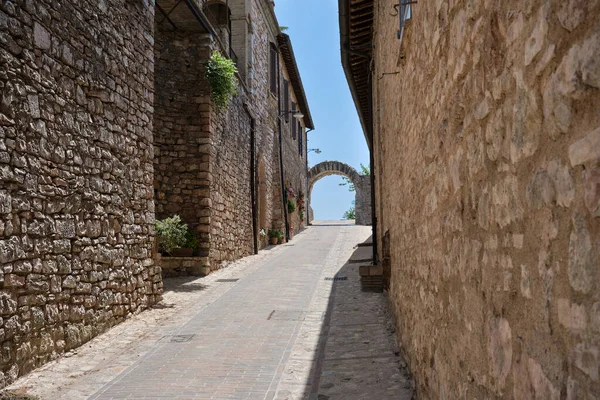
307;161;372;225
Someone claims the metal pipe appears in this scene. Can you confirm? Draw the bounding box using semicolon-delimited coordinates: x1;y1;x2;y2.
304;128;314;226
249;114;258;254
276;46;290;241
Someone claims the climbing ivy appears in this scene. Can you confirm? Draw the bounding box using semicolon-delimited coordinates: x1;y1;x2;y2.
205;51;237;110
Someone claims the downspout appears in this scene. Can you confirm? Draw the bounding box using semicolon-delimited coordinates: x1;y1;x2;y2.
249;113;258;254
305;128;314;226
276;47;290;241
368;59;378;265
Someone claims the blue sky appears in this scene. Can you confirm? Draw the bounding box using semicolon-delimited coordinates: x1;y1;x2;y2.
275;0;370;220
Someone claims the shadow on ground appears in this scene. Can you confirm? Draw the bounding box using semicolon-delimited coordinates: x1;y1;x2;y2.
162;276;209;293
289;227;414;399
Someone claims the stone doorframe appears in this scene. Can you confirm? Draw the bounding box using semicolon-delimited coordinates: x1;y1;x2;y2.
307;161;372;225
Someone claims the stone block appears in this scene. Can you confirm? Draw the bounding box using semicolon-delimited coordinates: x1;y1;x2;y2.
359;265;370;276
573;343;599;381
33;22;50;50
569;127;600;167
557;298;587;332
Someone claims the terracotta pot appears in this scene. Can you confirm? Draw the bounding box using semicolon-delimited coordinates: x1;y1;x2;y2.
170;248;194;257
269;237;279;245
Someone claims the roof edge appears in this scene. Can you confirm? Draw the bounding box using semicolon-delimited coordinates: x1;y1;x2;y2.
277;33;315;130
338;0;372;149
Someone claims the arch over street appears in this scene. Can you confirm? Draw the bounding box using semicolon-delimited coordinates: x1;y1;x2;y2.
307;161;372;225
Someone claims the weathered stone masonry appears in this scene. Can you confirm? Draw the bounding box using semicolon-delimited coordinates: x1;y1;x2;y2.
154;0;312;263
307;161;371;225
154;30;213;258
342;0;600;398
0;0;161;386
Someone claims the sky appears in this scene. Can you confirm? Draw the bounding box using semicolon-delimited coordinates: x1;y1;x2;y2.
274;0;370;220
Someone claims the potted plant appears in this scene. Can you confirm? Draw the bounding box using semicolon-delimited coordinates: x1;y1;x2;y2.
268;229;283;245
172;231;198;257
287;199;296;214
155;215;196;257
259;228;267;239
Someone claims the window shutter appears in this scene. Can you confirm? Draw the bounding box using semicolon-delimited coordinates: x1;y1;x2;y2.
269;45;277;94
283;80;289;122
291;102;297;139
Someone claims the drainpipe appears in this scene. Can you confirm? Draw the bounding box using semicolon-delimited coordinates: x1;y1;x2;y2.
368;63;378;265
276;48;290;241
247;110;258;255
304;128;314;226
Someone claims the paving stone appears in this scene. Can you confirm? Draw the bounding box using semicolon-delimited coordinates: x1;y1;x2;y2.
7;222;412;399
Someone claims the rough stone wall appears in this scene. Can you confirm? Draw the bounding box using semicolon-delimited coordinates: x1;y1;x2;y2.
355;175;371;226
372;0;600;398
208;94;254;263
155;0;286;260
154;30;212;257
247;0;286;241
280;62;308;234
0;0;161;387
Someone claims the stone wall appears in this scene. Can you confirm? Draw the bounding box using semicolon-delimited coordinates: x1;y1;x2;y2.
280;61;308;235
208;94;254;263
372;0;600;398
355;175;371;226
307;161;372;225
154;0;287;261
248;0;286;245
0;0;161;387
154;29;212;257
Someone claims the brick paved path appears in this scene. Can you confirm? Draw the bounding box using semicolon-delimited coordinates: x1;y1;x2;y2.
6;222;412;399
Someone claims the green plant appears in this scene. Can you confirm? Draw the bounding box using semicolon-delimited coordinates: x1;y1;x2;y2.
205;51;237;109
342;206;356;220
185;230;199;249
339;163;370;192
299;211;305;221
287;199;296;213
267;229;283;240
155;215;189;255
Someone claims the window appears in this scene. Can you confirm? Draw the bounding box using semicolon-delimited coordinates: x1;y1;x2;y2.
269;44;277;94
291;102;297;139
298;121;303;155
204;2;232;56
283;80;289;122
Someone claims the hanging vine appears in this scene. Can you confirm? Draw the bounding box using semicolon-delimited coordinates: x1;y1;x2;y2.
205;51;237;110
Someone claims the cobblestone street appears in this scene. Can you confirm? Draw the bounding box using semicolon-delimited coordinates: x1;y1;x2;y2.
5;222;412;400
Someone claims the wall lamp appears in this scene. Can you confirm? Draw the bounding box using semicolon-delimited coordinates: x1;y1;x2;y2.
308;148;321;154
279;110;304;120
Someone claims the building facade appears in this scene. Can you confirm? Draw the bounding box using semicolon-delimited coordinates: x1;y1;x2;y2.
0;0;161;386
154;0;313;268
0;0;312;386
340;0;600;398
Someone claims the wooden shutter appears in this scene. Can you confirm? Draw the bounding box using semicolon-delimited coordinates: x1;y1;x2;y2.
291;102;297;139
269;44;277;94
283;80;289;122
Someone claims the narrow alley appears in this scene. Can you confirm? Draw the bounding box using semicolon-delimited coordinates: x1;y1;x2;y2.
6;223;412;400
